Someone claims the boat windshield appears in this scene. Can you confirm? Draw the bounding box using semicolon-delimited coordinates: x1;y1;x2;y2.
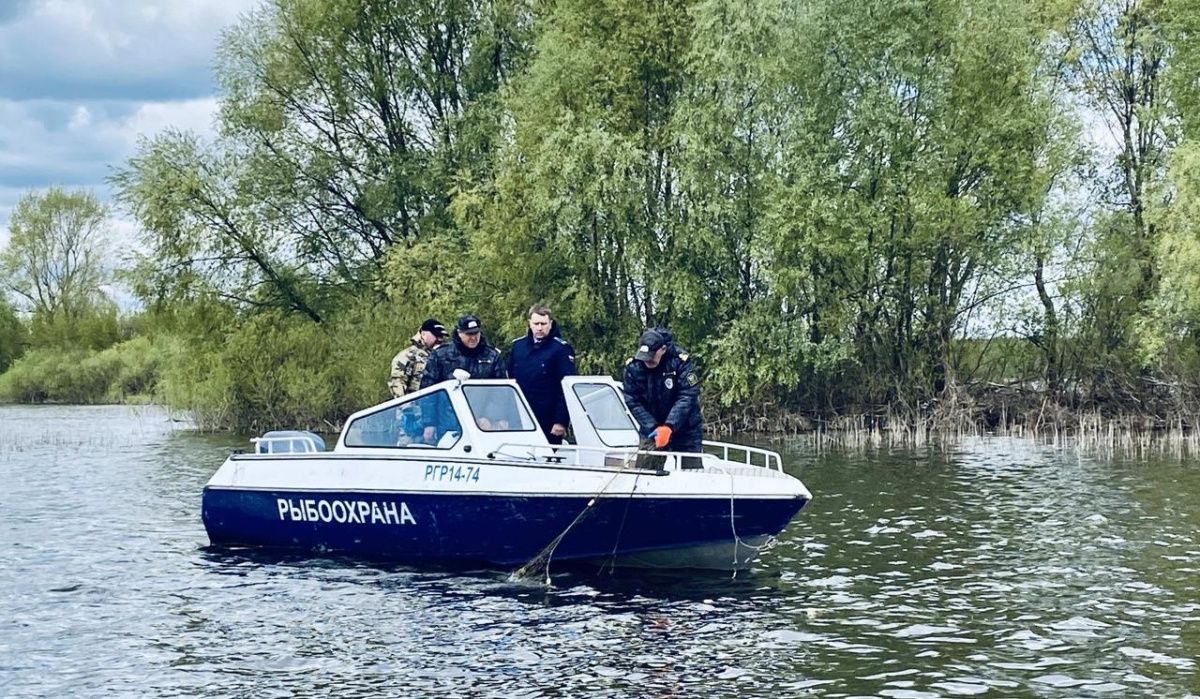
344;390;462;449
462;385;538;432
571;382;638;445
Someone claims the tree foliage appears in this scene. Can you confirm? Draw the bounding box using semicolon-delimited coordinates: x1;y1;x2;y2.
0;298;26;374
113;0;532;320
90;0;1200;428
0;187;122;352
2;188;111;323
1136;0;1200;379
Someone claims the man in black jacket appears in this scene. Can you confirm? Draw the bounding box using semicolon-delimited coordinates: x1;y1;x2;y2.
420;314;508;388
508;303;576;444
418;314;508;442
622;327;704;467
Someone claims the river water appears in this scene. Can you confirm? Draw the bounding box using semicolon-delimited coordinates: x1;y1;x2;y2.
1;405;1198;697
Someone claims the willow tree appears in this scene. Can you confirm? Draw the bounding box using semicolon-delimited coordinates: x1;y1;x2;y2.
109;0;534;429
1135;0;1200;390
758;0;1064;410
1067;0;1175;401
1;188;116;348
114;132;326;321
114;0;531;318
670;0;841;408
455;0;696;367
0;298;27;373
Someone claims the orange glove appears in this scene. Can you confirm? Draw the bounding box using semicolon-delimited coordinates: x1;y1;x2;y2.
653;425;673;449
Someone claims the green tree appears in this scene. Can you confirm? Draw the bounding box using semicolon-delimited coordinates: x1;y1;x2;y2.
0;298;27;373
113;132;325;321
96;0;1200;429
1068;0;1174;399
455;0;697;365
1140;142;1200;371
671;0;851;408
1134;0;1200;384
671;0;790;329
1;188;114;347
754;0;1064;410
113;0;531;318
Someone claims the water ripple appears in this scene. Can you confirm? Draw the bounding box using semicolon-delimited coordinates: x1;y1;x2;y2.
2;411;1199;696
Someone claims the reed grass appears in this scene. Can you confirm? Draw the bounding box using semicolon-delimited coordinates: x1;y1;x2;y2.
709;401;1200;457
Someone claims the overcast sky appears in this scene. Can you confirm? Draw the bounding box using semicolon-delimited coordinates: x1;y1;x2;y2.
0;0;260;249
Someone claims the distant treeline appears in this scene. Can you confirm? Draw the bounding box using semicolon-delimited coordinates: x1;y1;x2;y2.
3;0;1200;433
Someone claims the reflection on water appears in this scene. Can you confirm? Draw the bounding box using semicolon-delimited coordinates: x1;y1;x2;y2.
2;406;1198;696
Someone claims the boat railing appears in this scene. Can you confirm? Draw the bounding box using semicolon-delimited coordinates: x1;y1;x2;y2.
251;431;325;454
489;441;783;473
702;440;784;472
488;442;671;468
490;442;623;460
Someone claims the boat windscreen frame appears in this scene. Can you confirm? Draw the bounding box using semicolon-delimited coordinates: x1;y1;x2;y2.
461;384;539;433
341;388;463;450
567;380;640;448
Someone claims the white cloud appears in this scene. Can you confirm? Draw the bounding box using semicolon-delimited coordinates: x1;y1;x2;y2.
0;96;220;184
0;96;221;248
67;105;93;131
122;97;221;145
0;1;254;252
0;0;259;100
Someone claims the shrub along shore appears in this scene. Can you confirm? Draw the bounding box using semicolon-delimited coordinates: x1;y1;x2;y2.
2;320;1195;456
4;1;1200;454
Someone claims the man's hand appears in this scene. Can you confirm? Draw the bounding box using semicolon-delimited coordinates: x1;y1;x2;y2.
652;425;673;449
423;425;436;443
550;423;567;437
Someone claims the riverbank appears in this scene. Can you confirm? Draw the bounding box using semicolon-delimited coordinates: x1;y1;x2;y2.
6;393;1196;459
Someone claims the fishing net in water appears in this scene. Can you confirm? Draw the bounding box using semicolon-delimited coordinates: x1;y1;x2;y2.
508;440;655;586
508;496;601;586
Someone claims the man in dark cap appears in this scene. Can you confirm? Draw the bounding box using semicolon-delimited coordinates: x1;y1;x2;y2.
388;318;447;397
508;303;577;444
420;314;508;388
622;327;705;468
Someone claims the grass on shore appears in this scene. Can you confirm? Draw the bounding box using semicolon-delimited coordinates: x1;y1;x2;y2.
0;337;167;405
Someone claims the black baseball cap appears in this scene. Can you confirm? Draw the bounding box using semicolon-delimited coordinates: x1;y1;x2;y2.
419;318;446;337
456;314;483;334
634;329;666;361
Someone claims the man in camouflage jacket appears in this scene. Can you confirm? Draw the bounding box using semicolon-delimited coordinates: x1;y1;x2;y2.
388;318;446;397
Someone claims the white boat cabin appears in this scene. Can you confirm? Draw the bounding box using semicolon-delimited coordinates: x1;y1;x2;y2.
334;375;708;470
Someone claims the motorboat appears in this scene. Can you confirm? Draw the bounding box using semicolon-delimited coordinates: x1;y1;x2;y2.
201;375;812;571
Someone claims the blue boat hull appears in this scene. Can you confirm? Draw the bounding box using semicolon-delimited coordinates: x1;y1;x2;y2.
202;487;808;568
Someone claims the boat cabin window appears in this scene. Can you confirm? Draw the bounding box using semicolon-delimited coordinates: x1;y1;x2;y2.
462;385;537;432
344;390;462;449
572;382;638;446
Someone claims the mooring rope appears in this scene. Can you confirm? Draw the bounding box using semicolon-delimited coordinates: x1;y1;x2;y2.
712;463;776;577
601;473;642;575
508;447;643;586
